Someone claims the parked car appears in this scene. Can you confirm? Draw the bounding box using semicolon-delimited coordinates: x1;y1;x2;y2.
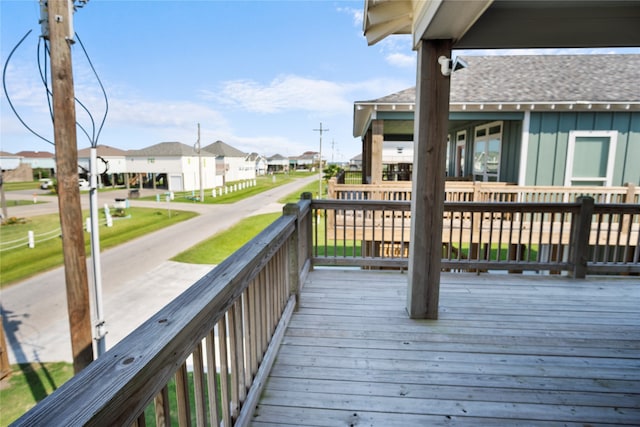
78;178;89;188
39;178;53;189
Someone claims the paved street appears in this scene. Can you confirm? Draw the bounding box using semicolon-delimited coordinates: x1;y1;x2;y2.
1;176;317;363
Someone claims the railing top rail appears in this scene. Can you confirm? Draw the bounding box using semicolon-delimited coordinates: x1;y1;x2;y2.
15;213;298;426
313;199;411;211
445;201;583;212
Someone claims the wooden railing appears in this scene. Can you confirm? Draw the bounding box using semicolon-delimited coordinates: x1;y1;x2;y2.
328;179;640;204
14;198;312;427
13;193;638;425
313;197;640;275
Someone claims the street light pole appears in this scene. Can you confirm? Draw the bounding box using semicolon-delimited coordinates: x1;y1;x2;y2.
313;122;328;198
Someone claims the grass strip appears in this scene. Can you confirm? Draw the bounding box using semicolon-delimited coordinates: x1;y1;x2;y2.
172;212;280;265
0;362;74;426
0;207;197;287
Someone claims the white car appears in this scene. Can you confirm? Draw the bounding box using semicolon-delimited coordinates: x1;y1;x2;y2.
78;178;89;188
39;178;53;189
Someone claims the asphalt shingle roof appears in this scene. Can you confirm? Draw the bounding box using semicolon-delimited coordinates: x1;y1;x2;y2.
203;141;247;158
127;141;215;157
360;54;640;104
77;145;128;157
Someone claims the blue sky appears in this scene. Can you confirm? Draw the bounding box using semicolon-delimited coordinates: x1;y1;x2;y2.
2;1;638;161
1;0;417;161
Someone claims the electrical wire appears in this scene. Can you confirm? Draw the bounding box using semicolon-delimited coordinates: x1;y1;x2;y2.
4;29;109;151
40;39;96;145
2;29;54;145
36;36;54;121
75;32;109;148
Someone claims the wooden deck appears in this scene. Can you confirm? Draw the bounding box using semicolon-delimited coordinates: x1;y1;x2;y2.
252;269;640;426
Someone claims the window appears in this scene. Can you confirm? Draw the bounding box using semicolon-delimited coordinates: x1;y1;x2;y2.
455;131;466;177
472;122;502;181
565;131;617;186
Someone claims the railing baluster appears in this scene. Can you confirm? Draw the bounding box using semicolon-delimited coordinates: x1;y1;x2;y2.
175;361;191;427
192;342;207;427
154;386;171;427
234;299;246;405
205;330;221;427
218;316;231;426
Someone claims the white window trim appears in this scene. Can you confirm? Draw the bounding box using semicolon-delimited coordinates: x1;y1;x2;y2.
473;121;502;182
565;130;618;187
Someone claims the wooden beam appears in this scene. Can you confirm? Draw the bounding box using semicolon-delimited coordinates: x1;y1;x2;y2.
407;39;452;319
47;0;93;372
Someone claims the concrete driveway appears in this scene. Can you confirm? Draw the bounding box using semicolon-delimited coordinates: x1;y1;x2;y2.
1;175;317;363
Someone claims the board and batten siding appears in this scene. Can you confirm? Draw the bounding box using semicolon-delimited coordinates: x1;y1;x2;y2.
498;120;522;184
525;112;640;186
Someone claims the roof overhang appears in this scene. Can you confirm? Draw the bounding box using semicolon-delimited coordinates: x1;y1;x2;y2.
364;0;640;49
354;100;640;138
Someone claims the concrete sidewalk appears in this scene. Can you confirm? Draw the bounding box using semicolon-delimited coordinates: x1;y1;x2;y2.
1;175;317;364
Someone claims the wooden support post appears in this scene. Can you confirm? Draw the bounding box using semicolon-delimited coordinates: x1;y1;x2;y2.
407;39;452;319
47;0;93;372
371;120;384;184
301;192;314;272
283;202;300;309
570;196;594;278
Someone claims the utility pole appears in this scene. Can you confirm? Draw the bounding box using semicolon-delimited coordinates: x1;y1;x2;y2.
46;0;94;373
313;122;328;198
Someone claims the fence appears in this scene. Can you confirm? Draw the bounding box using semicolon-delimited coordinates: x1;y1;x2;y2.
328;179;640;204
312;197;640;275
14;201;311;426
12;194;639;425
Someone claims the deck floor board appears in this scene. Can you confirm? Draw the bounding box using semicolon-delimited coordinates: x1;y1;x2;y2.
252;269;640;426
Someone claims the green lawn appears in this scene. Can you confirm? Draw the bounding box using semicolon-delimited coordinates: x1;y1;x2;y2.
171;178;320;265
0;362;74;426
0;361;224;426
0;207;198;287
172;212;280;264
1;181;41;192
145;172;316;205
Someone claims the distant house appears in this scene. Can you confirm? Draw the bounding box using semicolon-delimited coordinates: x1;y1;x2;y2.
77;145;128;187
353;54;640;186
247;152;268;176
203;140;255;184
267;154;289;173
291;151;319;170
126;141;220;192
349;154;363;170
0;152;21;171
15;151;56;176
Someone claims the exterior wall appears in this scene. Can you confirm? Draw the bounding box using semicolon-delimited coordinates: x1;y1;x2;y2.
224;157;256;182
180;156;220;191
127;155;220;191
20;157;56;170
0;157;21;170
78;156;127;174
525;112;640;186
127;155;184;174
499;120;522;183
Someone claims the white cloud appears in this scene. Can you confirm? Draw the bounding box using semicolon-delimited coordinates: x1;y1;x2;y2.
211;75;353;114
385;52;415;68
337;6;363;27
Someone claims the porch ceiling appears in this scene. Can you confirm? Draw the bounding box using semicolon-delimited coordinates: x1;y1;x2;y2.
364;0;640;49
